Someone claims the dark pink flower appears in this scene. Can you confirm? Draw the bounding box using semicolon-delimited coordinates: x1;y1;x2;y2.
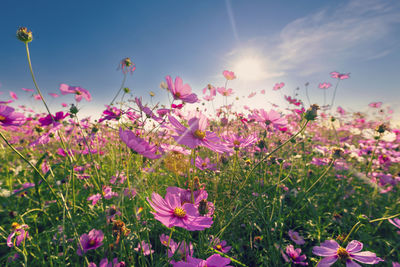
273;82;285;91
210;236;231;253
48;93;59;98
285;245;308;265
87;193;102;206
160;234;194;262
369;102;382;108
313;239;383;266
21;88;34;92
77;229;104;255
0;105;25;126
9;91;18;100
165;75;198;103
38;111;69;126
195;156;216;171
147;191;213;231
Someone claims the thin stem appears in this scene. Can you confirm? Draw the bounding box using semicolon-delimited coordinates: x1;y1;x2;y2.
110;73;127;106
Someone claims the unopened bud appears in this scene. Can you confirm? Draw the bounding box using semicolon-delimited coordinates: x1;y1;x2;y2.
375;123;388;134
17;27;33;43
123;87;130;94
304;104;319;121
69;104;79;115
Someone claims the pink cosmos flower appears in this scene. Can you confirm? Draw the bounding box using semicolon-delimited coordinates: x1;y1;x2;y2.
337;106;346;115
59;83;92;102
288;230;305;245
195;156;216;171
369;102;382;108
223;70;236;80
119;57;136;74
89;257;125;267
217;87;234;96
312;239;383;266
103;186;118;199
39;111;69;126
160;234;194;262
389;218;400;228
61;103;68;107
33;94;42;100
285;95;302;106
248;92;256;98
9;91;18;100
87;193;102;206
119;128;164;159
22;88;34;92
77;229;104;255
168;114;231;153
223;132;258;151
319;82;332;89
134;241;154;256
7;223;29;247
173;254;232;267
252;109;288;129
165;75;198;103
210;236;231;253
285;245;308;265
147;191;213;231
48;93;59;98
260;89;266;94
273;82;285;91
330;72;350;80
0;105;26;126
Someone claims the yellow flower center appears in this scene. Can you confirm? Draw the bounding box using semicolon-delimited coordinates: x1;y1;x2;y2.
11;222;20;229
233;140;241;146
173;207;186;218
337;247;350;260
201;162;207;167
89;239;96;246
194;130;206;139
0;115;6;121
175;92;181;98
216;244;222;250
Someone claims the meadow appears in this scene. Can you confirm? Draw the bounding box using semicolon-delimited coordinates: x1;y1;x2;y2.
0;27;399;266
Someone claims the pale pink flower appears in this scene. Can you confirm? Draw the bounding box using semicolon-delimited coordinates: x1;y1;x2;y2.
223;70;236;80
273;82;285;91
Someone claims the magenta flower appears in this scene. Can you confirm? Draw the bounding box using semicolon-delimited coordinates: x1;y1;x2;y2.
223;132;258;151
48;92;59;98
119;128;164;159
168;114;231;153
77;229;104;255
38;111;69;126
134;241;154;256
0;105;26;126
369;102;383;108
160;234;193;262
99;106;122;123
173;254;232;267
330;71;350;80
89;257;125;267
285;245;308;265
166;187;214;217
273;82;285;91
7;223;29;247
223;70;236;80
22;88;34;92
319;82;332;89
103;186;118;199
59;83;92;102
9;91;18;100
312;240;383;266
388;218;400;228
165;75;198;103
147;191;213;231
288;230;305;245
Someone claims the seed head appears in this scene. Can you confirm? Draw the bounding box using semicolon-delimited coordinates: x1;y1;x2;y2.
17;27;33;43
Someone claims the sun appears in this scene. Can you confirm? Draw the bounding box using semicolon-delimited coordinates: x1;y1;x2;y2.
233;56;266;81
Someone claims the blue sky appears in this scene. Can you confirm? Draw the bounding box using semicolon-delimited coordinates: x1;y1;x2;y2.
1;0;399;122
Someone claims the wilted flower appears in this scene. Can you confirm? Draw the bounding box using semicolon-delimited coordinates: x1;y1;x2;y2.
7;223;29;247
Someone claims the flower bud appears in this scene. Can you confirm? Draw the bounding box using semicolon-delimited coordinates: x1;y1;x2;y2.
69;104;79;115
304;104;319;121
16;27;33;43
123;87;130;94
375;123;388;134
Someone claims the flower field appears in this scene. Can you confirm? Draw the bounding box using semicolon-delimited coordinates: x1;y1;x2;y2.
0;28;399;266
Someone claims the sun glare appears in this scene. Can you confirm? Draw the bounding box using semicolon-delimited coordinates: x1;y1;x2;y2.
233;57;266;81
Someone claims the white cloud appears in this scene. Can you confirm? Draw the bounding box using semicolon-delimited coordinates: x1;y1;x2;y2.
227;0;400;78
